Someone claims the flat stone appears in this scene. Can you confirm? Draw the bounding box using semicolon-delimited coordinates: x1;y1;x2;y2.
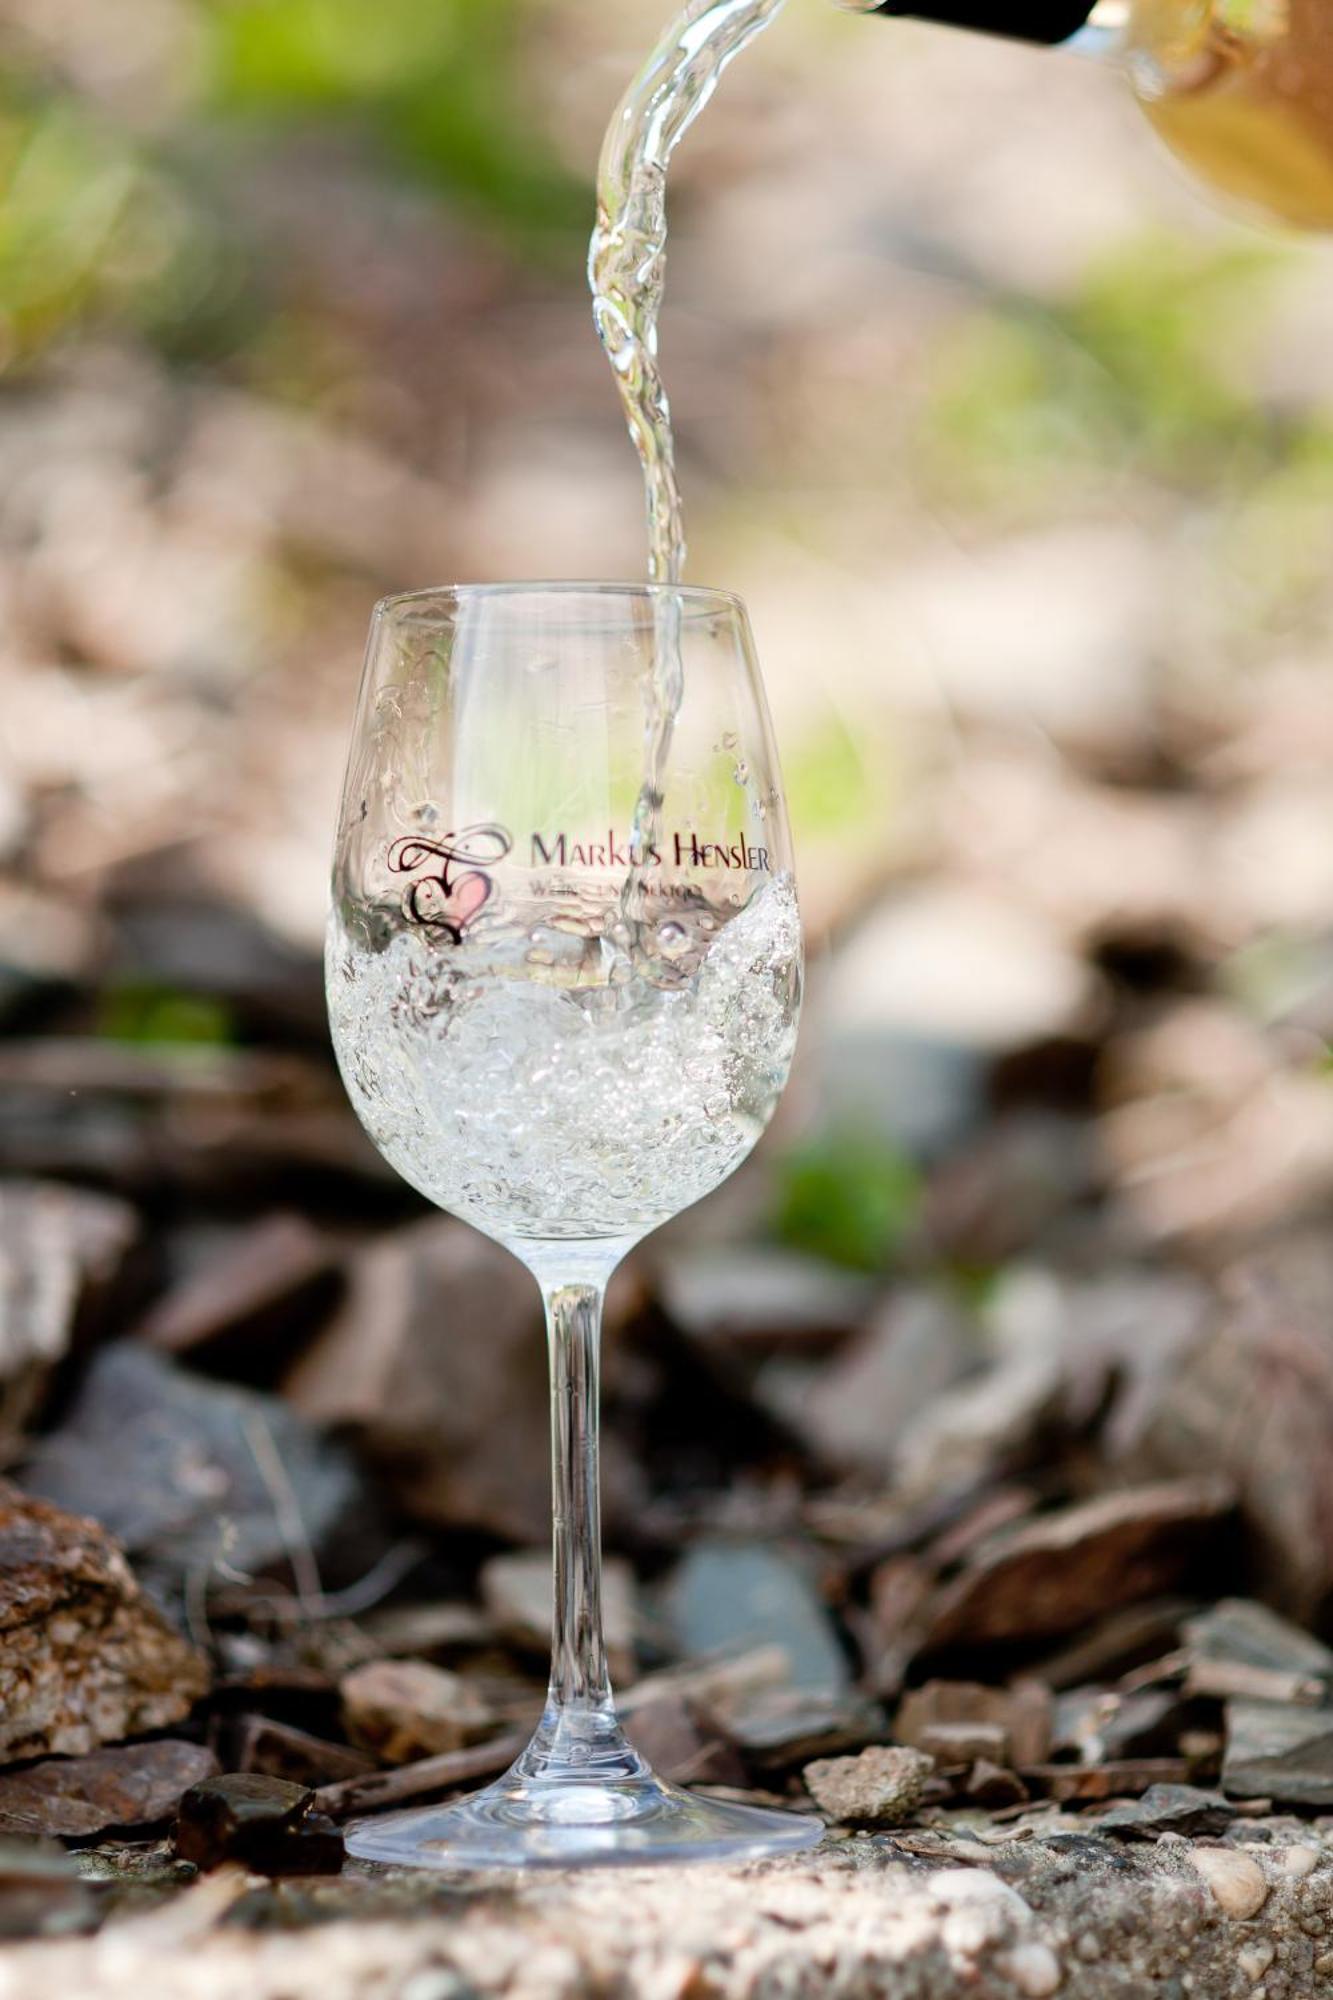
0;1481;209;1762
893;1269;1068;1500
921;1478;1234;1648
0;1181;139;1451
773;1287;980;1476
966;1759;1029;1809
22;1343;376;1608
715;1687;886;1770
662;1542;849;1694
480;1550;636;1681
356;1601;494;1659
0;1038;381;1202
135;1214;343;1381
1184;1596;1333;1679
0;1740;217;1838
1052;1685;1182;1764
1224;1697;1333;1805
924;1112;1095;1270
1022;1759;1195;1804
818;883;1095;1059
911;1719;1010;1766
0;1839;96;1939
657;1247;876;1352
339;1659;495;1765
1187;1845;1269;1919
1091;1783;1236;1839
283;1219;558;1546
803;1744;935;1826
621;1690;747;1788
1143;1235;1333;1619
1036;1599;1195;1691
173;1774;342;1876
231;1718;375;1789
897;1681;1053;1769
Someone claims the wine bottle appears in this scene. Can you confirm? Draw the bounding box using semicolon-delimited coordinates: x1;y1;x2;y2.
848;1;1333;230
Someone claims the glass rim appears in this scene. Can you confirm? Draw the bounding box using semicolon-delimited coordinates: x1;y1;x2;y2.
373;579;748;622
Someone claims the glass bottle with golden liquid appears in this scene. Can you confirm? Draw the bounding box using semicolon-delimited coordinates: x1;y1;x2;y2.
850;1;1333;229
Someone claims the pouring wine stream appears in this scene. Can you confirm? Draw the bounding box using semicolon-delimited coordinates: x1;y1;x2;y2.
589;0;790;895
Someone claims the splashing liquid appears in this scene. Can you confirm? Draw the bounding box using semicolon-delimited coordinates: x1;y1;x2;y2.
589;0;789;893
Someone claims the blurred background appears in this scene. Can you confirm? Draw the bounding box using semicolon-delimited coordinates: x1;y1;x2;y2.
7;0;1333;1826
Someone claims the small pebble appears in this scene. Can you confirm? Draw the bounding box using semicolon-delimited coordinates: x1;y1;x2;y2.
1188;1846;1270;1920
341;1659;493;1765
997;1942;1062;1997
803;1745;934;1828
1238;1942;1275;1980
1273;1846;1319;1881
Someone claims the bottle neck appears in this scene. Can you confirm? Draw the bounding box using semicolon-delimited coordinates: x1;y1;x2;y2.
858;0;1102;44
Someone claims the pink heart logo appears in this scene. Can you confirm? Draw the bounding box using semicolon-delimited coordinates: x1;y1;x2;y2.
388;831;505;942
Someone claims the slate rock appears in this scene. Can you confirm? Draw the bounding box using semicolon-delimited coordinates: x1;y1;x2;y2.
713;1687;886;1770
283;1218;557;1545
920;1478;1234;1648
966;1759;1029;1809
357;1601;494;1660
1142;1235;1333;1619
0;1481;209;1762
1223;1698;1333;1806
135;1214;343;1383
230;1717;375;1790
0;1180;139;1449
621;1691;746;1788
107;878;327;1043
1092;1783;1236;1839
174;1774;343;1876
912;1719;1009;1766
0;1839;97;1938
657;1247;876;1352
770;1287;980;1475
481;1550;636;1682
662;1542;849;1694
0;1739;217;1839
1051;1685;1182;1765
897;1680;1053;1769
22;1343;374;1607
803;1744;934;1827
1184;1596;1333;1679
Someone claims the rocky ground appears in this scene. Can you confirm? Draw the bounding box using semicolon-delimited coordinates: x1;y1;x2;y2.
9;3;1333;1995
8;1813;1333;1998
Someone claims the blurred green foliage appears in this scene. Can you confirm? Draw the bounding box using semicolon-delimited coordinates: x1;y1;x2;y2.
0;0;585;373
100;984;236;1047
773;1130;919;1272
0;92;211;363
920;232;1290;506
206;0;586;243
785;713;881;840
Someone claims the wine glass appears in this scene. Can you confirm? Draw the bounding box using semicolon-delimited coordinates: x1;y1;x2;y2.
326;582;819;1868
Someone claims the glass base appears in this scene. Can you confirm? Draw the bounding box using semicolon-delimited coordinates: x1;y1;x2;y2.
345;1767;824;1871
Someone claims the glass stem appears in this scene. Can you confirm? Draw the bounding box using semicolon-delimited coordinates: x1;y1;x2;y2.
513;1273;648;1789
